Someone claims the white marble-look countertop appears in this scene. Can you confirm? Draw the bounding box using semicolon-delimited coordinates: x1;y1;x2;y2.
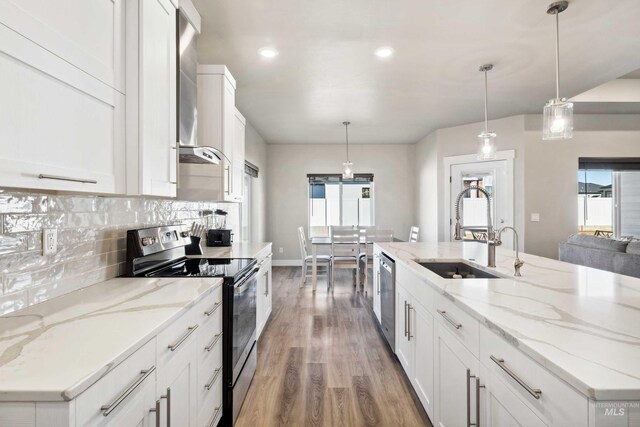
0;276;222;402
376;241;640;401
188;242;272;259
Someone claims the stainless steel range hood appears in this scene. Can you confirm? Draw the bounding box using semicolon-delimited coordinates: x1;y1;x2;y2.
177;10;220;165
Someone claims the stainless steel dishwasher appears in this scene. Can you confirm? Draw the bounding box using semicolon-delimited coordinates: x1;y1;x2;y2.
379;253;395;351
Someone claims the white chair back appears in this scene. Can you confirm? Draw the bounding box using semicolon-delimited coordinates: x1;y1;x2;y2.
409;226;420;243
362;229;393;256
298;226;309;259
330;227;360;259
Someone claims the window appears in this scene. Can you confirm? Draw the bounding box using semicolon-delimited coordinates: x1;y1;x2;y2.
308;174;374;237
578;158;640;239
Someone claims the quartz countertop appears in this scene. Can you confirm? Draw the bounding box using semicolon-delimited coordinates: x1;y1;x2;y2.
0;276;222;402
376;241;640;401
188;242;272;260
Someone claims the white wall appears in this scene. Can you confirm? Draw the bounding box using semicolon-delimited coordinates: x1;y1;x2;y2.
244;122;268;242
523;114;640;258
415;113;640;259
267;143;416;262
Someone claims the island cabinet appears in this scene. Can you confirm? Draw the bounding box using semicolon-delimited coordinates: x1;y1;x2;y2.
392;261;589;427
372;250;382;323
0;282;224;427
395;264;436;420
256;247;273;338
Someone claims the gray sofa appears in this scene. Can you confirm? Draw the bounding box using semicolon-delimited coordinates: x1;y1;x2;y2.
559;234;640;278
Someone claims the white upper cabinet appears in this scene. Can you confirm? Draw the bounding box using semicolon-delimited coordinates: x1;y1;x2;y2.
0;0;126;193
232;108;246;202
126;0;178;197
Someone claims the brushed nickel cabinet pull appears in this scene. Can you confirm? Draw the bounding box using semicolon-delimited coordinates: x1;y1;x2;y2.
408;304;414;340
39;174;97;184
404;301;409;337
149;399;161;427
101;366;156;416
168;325;198;351
207;406;222;427
204;367;222;390
204;302;221;316
205;333;222;351
437;309;462;329
490;355;542;399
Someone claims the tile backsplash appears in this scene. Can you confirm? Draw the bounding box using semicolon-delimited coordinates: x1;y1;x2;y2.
0;190;239;315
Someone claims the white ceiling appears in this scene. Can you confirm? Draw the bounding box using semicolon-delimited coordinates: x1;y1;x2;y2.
192;0;640;144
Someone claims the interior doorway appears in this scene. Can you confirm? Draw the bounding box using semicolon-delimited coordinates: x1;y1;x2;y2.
444;151;515;250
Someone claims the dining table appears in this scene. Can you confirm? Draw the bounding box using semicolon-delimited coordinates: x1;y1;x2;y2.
309;236;403;291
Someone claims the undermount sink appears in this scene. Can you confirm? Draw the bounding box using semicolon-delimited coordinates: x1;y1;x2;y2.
418;261;501;279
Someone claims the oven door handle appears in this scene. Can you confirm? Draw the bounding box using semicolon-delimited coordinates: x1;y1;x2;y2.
234;268;259;294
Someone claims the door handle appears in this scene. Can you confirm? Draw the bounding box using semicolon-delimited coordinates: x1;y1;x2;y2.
490;355;542;399
101;366;155;416
407;304;414;341
467;369;483;427
149;399;161;427
404;301;408;337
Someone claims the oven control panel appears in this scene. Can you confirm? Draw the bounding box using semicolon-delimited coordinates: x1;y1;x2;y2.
129;225;191;256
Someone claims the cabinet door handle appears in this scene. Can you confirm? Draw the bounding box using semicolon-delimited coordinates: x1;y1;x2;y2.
207;406;222;427
437;309;462;329
476;377;485;427
204;302;221;316
149;399;161;427
404;301;409;337
166;388;171;427
376;270;381;295
467;370;484;427
225;166;231;194
205;333;222;352
101;366;156;416
490;355;542;399
39;174;97;184
408;304;414;340
204;367;222;390
168;325;198;351
265;275;269;296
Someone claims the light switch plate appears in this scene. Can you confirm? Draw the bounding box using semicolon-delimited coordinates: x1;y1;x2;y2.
43;228;57;255
530;213;540;222
278;247;284;254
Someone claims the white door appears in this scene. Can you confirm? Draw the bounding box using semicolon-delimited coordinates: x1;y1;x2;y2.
450;159;514;249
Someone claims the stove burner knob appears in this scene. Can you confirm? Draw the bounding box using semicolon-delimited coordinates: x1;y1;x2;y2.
181;231;190;238
141;237;156;246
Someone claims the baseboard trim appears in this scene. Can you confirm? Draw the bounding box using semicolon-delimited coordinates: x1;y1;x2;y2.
272;259;302;267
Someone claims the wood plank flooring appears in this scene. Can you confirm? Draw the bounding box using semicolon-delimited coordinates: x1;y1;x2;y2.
235;267;433;427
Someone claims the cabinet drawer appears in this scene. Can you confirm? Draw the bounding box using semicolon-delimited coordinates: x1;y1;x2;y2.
396;262;434;314
197;354;223;427
75;338;156;426
156;306;199;370
434;292;479;356
480;327;588;426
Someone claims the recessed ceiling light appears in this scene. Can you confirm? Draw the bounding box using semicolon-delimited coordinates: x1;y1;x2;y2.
258;47;279;58
374;46;394;58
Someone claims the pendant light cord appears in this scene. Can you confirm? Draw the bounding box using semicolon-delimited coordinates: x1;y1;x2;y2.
344;122;350;161
555;10;560;101
484;69;489;133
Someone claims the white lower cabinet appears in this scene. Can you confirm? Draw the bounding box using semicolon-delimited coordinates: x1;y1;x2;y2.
0;283;224;427
395;281;435;420
256;248;273;338
394;272;590;427
480;363;546;427
434;321;480;427
372;251;382;323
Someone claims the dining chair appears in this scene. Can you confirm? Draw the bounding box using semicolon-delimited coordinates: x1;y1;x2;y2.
330;227;361;291
298;226;331;288
359;229;394;286
409;226;420;243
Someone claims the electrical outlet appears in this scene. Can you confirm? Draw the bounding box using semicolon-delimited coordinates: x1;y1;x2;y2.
43;228;57;255
279;247;284;254
530;213;541;222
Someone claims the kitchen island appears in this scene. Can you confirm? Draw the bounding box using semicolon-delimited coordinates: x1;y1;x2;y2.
374;241;640;427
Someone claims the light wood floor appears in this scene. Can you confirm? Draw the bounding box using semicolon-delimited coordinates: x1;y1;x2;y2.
235;267;433;427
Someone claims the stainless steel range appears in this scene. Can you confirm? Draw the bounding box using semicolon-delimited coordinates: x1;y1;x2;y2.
126;225;258;426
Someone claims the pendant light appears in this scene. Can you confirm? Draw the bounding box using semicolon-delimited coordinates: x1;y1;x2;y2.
543;1;573;140
477;64;497;160
342;121;354;180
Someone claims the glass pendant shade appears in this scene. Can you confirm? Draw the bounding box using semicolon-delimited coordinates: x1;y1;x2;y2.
543;99;573;140
342;160;354;180
477;131;497;160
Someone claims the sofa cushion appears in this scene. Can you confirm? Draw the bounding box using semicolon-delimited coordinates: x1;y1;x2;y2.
566;234;629;253
627;241;640;255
